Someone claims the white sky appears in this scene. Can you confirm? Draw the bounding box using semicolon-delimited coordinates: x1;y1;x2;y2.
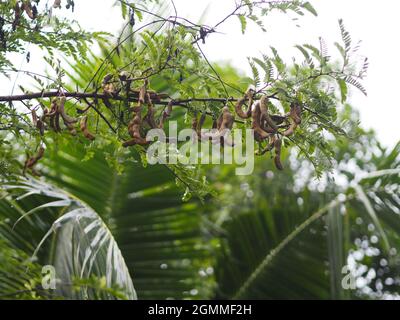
5;0;400;148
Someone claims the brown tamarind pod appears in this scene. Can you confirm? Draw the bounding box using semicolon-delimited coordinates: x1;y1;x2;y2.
58;96;78;124
251;102;270;142
196;112;206;139
80;116;95;141
218;106;234;131
291;103;302;125
31;109;38;127
235;86;255;119
218;107;235;147
123;112;148;147
144;93;157;128
54;112;62;132
158;101;173;129
12;3;21;31
273;138;284;170
259;96;278;132
24;146;45;175
282;103;302;136
22;1;35;19
53;0;62;9
138;80;148;104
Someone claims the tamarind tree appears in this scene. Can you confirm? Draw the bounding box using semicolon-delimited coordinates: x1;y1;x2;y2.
1;0;399;301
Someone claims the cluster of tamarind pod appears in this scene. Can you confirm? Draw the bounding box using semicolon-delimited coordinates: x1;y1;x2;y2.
235;87;302;170
117;79;302;171
26;96;95;175
31;96;95;141
11;1;62;30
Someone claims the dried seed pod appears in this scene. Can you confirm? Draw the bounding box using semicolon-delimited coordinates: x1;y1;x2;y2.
158;100;173;129
31;109;38;127
12;3;21;31
251;102;270;142
138;80;148;104
123;113;148;147
282;103;302;136
291;103;302;125
273;138;284;170
259;95;278;132
58;96;77;124
53;0;62;9
144;93;157;128
218;106;235;146
24;146;45;176
196;112;206;139
234;95;253;119
80;115;95;141
22;1;35;19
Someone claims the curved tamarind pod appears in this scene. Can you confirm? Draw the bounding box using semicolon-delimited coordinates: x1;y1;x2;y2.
80;116;95;141
259;96;278;132
234;97;253;119
251;102;270;141
24;146;45;175
58;97;78;124
273;138;284;170
282;103;302;136
123;113;148;147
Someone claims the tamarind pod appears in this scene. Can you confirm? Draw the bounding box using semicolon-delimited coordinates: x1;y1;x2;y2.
31;109;38;127
273;138;284;170
234;97;252;119
54;113;62;132
53;0;62;9
22;2;34;19
196;113;206;138
24;147;45;176
58;97;78;124
12;3;21;31
251;102;270;141
216;106;234;130
138;81;148;104
283;122;297;136
122;137;148;147
80;116;95;141
144;93;157;128
259;96;278;132
158;101;173;129
290;103;302;125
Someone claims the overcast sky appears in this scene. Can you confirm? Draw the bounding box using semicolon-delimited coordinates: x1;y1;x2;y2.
6;0;400;147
